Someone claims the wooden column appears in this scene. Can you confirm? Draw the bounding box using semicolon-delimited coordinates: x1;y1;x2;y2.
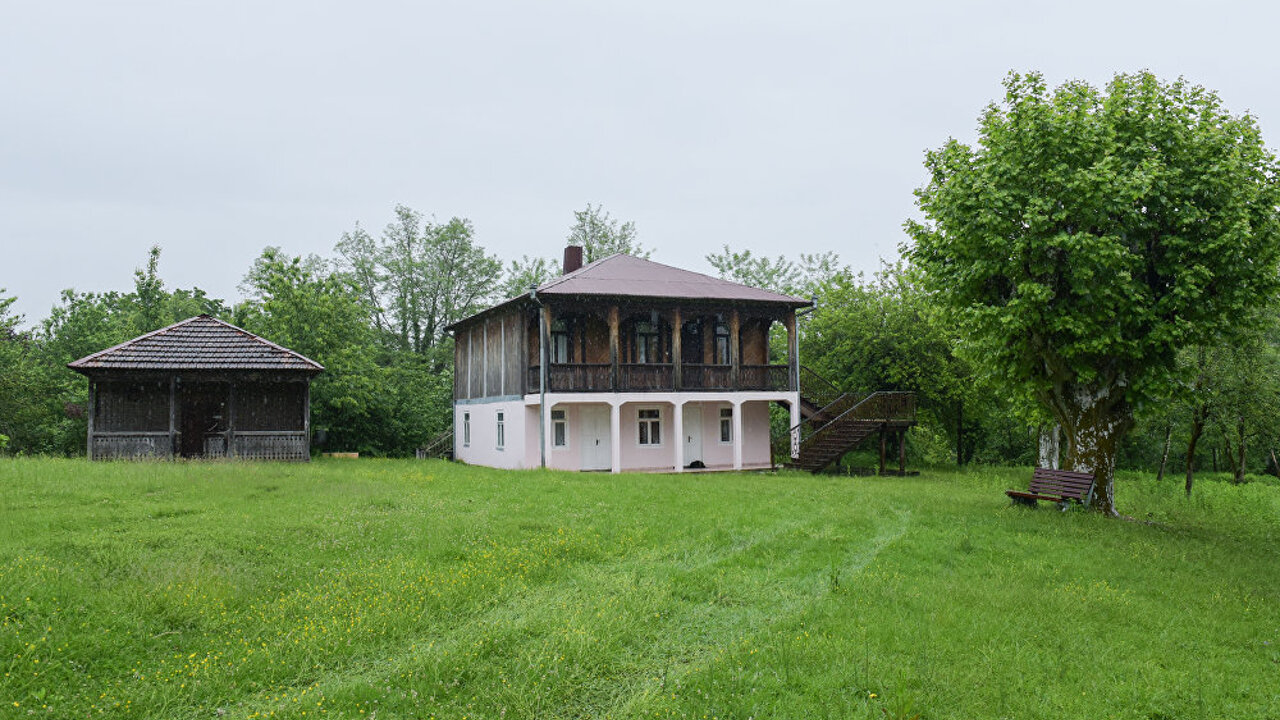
608;305;620;391
898;429;906;474
671;307;682;391
168;377;177;458
227;381;236;458
729;309;740;390
86;379;95;460
304;380;312;462
878;426;887;475
785;310;798;392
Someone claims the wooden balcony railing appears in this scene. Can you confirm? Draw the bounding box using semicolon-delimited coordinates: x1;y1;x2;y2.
681;364;733;390
527;362;796;392
620;363;673;391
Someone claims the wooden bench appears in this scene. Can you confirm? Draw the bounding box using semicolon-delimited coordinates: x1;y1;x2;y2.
1006;468;1096;509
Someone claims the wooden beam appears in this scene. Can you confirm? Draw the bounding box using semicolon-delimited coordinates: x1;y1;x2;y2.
608;305;620;391
227;381;236;458
169;377;177;458
879;426;887;475
729;308;740;390
898;429;906;473
671;307;682;391
785;310;798;392
86;379;95;461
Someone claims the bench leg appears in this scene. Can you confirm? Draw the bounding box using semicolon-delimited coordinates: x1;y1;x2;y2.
1057;500;1071;512
1010;496;1037;508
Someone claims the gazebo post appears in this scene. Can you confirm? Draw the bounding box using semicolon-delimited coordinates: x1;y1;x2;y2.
86;380;95;460
227;381;236;458
168;376;177;458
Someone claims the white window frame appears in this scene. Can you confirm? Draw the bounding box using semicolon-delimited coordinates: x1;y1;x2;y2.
463;411;471;447
637;406;663;447
719;406;733;444
552;408;568;449
496;410;505;450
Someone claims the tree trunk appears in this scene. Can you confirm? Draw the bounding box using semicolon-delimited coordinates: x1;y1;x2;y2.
956;399;964;466
1038;424;1061;470
1156;423;1172;482
1055;384;1132;517
1234;418;1247;484
1185;412;1205;498
1211;446;1218;472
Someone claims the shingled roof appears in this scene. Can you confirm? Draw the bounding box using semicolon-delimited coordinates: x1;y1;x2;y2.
536;254;809;304
449;253;810;331
68;315;324;373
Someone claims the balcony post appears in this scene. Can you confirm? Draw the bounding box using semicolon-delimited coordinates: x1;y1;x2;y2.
671;307;682;391
785;310;798;392
609;305;619;391
729;309;740;390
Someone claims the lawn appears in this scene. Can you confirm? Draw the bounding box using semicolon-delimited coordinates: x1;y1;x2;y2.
1;458;1277;719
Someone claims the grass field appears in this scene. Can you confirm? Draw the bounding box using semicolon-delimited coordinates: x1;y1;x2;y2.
1;458;1277;719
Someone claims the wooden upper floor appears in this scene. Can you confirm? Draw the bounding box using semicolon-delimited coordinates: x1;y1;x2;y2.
450;252;810;400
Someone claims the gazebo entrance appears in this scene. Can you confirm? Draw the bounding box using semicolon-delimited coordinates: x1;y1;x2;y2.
178;382;227;458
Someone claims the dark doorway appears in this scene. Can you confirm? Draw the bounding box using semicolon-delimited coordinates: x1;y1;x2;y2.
178;383;227;458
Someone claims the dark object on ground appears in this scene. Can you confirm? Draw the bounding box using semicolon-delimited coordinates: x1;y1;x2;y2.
1006;468;1096;510
687;460;706;469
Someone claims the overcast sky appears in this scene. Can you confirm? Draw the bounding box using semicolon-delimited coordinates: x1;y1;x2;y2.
4;0;1280;325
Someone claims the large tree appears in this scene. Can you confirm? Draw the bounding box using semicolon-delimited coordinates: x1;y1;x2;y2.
907;71;1280;515
567;203;648;262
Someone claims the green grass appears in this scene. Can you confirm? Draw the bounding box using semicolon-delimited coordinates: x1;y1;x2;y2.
1;459;1277;719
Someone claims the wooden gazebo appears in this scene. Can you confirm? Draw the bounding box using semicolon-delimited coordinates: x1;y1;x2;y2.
68;315;323;460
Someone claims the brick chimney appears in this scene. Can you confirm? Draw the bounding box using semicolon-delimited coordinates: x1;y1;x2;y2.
563;245;584;274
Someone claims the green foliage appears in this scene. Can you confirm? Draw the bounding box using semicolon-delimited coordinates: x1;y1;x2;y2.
706;244;843;299
1;459;1277;718
909;71;1280;406
907;71;1280;512
567;203;648;262
334;205;501;354
499;254;559;299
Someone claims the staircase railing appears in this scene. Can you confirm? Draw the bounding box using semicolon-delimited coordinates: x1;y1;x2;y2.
416;429;454;459
789;391;917;460
799;365;843;410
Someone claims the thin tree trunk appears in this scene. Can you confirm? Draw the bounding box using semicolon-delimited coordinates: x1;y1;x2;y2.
1185;413;1205;498
1212;447;1218;472
956;399;964;466
1234;419;1247;484
1271;449;1279;478
1156;423;1172;482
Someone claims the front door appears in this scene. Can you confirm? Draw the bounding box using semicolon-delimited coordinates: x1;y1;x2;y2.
579;406;612;471
178;382;226;458
683;404;702;466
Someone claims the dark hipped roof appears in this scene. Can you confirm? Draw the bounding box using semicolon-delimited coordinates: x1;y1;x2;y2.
449;253;810;330
68;315;324;374
538;254;808;304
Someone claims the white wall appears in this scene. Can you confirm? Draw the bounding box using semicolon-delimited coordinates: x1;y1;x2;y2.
454;400;528;470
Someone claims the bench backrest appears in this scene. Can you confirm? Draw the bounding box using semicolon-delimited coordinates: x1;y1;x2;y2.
1030;468;1096;503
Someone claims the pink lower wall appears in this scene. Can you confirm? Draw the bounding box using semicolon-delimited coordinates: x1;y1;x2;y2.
455;396;782;472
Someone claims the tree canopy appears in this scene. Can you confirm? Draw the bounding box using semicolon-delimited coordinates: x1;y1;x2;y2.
907;71;1280;515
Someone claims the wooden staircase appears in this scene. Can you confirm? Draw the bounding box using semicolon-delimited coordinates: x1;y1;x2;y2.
415;429;454;460
785;367;917;473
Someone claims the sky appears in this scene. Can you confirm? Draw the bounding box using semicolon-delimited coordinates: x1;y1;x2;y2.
5;0;1280;326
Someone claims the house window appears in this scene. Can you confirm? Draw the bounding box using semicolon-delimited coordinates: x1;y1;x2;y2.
463;412;471;447
638;407;662;446
636;321;660;364
496;410;505;450
719;406;733;443
551;319;570;363
552;409;567;448
714;322;730;365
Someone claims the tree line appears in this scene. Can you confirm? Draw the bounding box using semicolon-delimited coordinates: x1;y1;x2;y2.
5;70;1280;511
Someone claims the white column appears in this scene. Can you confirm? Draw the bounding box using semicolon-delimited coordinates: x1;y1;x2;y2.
732;399;744;470
672;400;685;472
790;392;802;459
543;399;553;468
610;401;622;474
